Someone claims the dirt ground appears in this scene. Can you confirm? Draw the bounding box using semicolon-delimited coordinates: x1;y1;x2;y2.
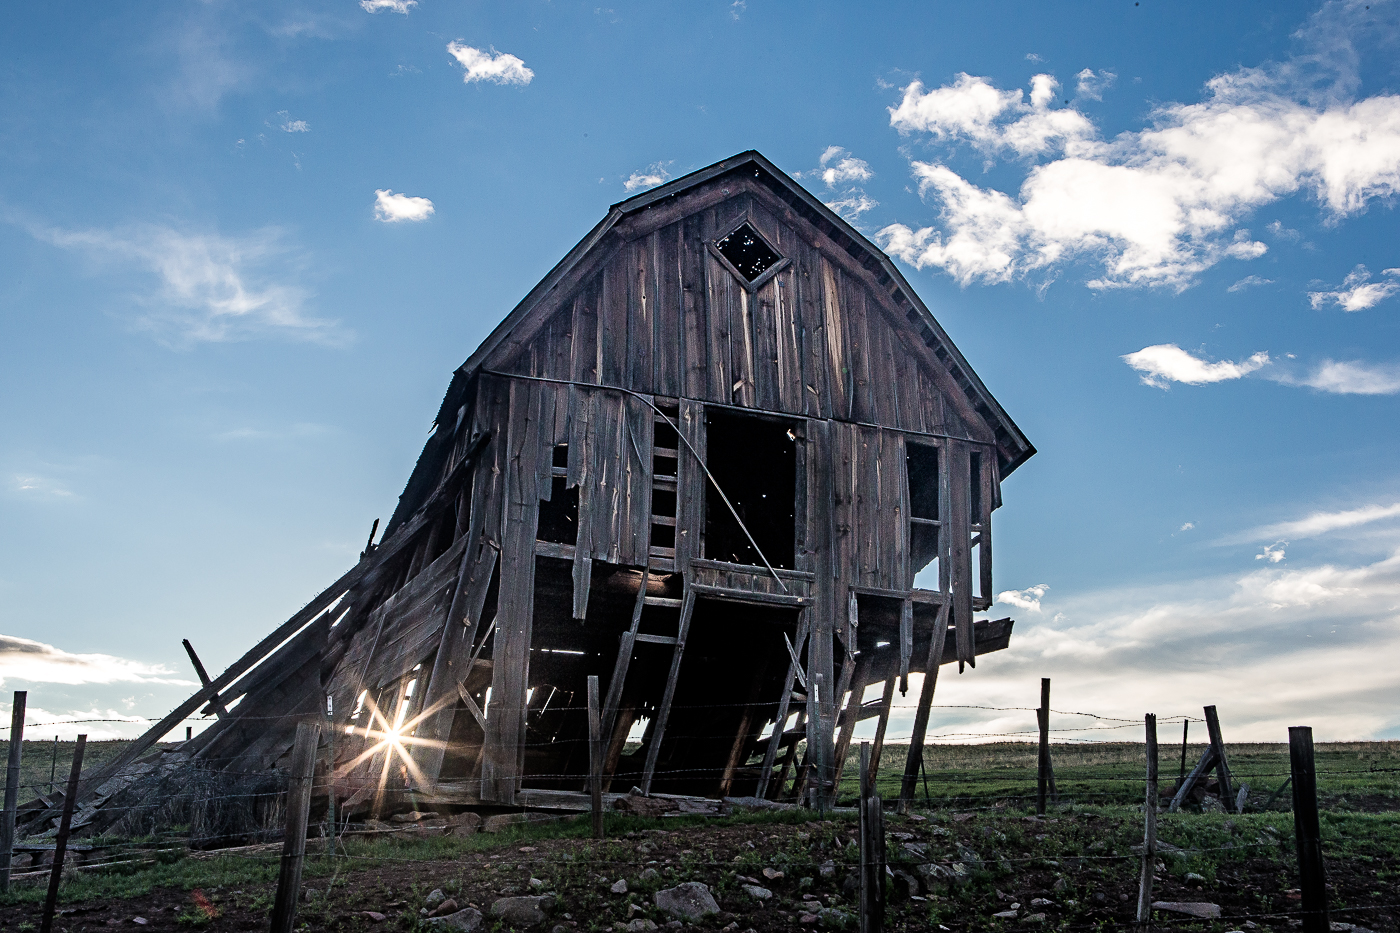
3;806;1395;933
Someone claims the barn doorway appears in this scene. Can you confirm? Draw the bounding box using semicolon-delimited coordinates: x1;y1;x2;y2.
703;409;797;568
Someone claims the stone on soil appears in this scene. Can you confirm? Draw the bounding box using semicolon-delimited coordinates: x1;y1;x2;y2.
425;908;484;932
490;895;554;927
740;884;772;900
1151;902;1221;919
611;878;629;894
654;882;720;921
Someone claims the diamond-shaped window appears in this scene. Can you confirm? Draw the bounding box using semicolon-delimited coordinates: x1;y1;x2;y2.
715;223;782;282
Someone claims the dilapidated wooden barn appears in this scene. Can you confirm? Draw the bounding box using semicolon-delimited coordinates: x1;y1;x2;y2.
22;151;1034;836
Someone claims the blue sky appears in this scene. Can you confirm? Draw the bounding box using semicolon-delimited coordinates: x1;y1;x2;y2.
2;0;1399;745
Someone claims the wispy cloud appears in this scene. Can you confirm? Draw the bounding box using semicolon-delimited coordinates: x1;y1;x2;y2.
280;117;310;133
1308;264;1400;311
1230;503;1400;545
446;43;534;86
1122;344;1269;388
877;4;1400;290
31;223;343;348
1257;541;1287;563
10;474;75;499
623;162;671;193
0;635;195;689
360;0;416;13
1227;274;1273;292
373;189;435;223
1278;359;1400;395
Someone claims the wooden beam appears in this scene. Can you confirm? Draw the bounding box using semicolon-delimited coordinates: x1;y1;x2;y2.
181;640;227;718
899;603;949;810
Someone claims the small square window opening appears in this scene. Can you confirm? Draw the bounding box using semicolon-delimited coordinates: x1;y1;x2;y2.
715;223;782;282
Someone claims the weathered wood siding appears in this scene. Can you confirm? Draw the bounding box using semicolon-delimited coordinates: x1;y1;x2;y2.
491;185;981;444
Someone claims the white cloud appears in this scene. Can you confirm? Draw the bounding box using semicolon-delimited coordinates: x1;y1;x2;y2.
1308;264;1400;311
1238;503;1400;544
1283;359;1400;394
623;162;671;193
730;0;746;20
1257;542;1287;562
360;0;416;13
996;583;1049;612
1266;219;1301;241
1227;274;1273;292
0;634;195;689
373;188;435;223
32;224;342;347
281;118;309;133
1075;68;1117;101
819;146;873;186
825;193;878;220
879;6;1400;290
859;546;1400;744
1179;522;1196;532
446;42;534;86
1122;344;1269;388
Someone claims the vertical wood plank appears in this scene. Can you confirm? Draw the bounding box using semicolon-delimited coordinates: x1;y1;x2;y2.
0;691;25;893
675;399;705;570
680;214;710;401
571;282;601;386
627;237;654;393
796;241;831;419
655;222;682;399
947;441;974;664
600;257;627;387
751;280;780;411
821;258;851;421
481;379;544;803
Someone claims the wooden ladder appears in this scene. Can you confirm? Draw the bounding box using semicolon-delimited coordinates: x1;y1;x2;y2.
648;405;679;571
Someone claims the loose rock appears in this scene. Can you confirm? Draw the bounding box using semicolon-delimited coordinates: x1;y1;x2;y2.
611;879;629;894
654;882;720;922
424;908;484;932
740;884;772;900
490;895;554;927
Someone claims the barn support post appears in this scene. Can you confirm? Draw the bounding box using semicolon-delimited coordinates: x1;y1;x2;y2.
1135;713;1158;926
866;675;897;790
271;721;320;933
898;604;948;813
39;734;84;933
1289;726;1329;933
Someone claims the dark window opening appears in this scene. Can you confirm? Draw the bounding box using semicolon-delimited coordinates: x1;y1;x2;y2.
715;223;782;282
651;521;676;550
970;451;983;525
552;443;570;470
652;487;677;518
907;443;939;520
537;476;579;545
704;410;796;568
907;443;940;575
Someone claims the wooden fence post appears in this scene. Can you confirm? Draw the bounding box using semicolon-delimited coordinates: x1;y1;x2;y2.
588;675;603;839
1;691;27;894
1135;714;1158;926
39;733;85;933
1036;678;1050;815
1178;719;1189;785
1203;706;1235;812
325;694;338;858
1288;727;1329;933
270;720;320;933
858;742;884;933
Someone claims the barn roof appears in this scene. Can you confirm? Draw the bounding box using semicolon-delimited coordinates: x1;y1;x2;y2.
451;150;1033;475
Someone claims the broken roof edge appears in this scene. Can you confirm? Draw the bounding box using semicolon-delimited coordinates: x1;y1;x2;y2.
449;149;1034;475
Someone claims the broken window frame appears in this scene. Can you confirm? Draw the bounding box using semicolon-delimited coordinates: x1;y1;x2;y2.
707;217;791;293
